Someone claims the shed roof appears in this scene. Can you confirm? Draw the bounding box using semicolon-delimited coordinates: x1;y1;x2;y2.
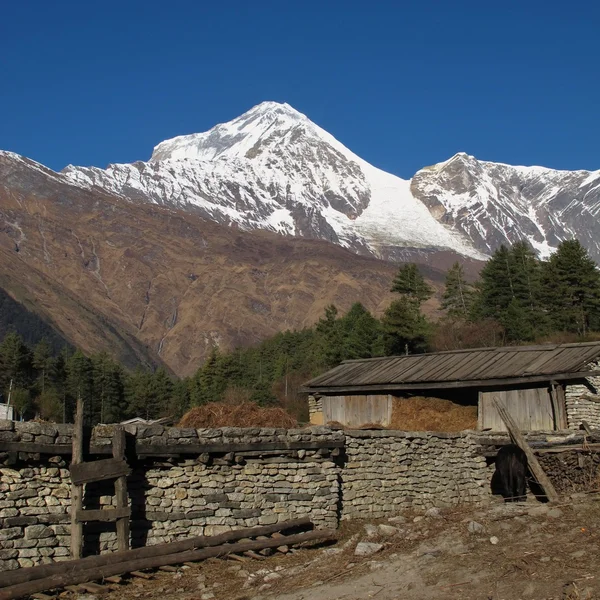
303;342;600;393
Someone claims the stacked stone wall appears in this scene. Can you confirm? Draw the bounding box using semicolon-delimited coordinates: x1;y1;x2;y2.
0;421;492;571
341;430;489;520
565;369;600;429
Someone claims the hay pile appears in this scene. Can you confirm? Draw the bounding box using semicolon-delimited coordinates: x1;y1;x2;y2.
389;396;477;432
178;401;297;429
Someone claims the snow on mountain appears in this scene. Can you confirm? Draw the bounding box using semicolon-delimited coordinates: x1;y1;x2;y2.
62;102;600;263
63;102;486;261
411;152;600;260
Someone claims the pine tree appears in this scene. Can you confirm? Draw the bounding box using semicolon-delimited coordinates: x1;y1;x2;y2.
65;350;93;424
472;245;514;320
32;338;55;396
91;353;125;423
380;297;431;355
148;368;174;417
125;367;153;420
441;262;474;319
391;264;433;303
315;305;344;368
0;332;33;391
541;239;600;335
338;303;382;360
472;242;546;341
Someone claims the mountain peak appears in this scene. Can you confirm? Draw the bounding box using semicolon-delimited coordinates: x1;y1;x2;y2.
150;101;310;163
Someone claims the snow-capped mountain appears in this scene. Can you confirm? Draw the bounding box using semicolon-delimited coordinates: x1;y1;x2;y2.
62;101;600;262
411;152;600;259
62;102;485;261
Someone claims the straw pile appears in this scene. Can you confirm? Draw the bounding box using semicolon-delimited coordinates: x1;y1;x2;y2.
178;401;297;428
389;396;477;432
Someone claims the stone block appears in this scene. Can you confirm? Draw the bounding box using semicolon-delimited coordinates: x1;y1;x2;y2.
0;527;22;541
25;525;54;540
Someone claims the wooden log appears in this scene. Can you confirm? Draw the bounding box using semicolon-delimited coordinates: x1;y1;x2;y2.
70;458;130;485
112;427;130;553
76;507;131;523
70;397;84;560
0;529;336;600
492;397;560;503
0;517;312;588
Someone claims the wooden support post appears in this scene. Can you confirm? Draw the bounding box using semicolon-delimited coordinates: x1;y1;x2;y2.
492;397;560;503
112;427;130;552
550;382;568;429
70;396;84;559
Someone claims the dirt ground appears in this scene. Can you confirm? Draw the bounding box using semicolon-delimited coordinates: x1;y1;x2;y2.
95;493;600;600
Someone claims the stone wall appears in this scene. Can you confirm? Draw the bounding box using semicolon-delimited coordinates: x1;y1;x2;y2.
565;366;600;429
341;430;489;520
0;421;493;571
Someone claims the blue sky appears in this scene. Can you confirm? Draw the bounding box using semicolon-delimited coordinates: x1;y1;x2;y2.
1;1;598;179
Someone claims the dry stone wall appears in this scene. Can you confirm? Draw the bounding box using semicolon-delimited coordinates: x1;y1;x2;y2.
341;430;489;520
564;363;600;429
0;421;493;571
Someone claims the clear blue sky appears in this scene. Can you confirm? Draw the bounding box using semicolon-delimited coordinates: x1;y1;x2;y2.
1;0;598;178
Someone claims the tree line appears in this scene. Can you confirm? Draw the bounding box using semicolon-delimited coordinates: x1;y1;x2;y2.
2;238;599;425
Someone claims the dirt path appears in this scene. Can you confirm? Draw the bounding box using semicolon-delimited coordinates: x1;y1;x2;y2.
97;495;600;600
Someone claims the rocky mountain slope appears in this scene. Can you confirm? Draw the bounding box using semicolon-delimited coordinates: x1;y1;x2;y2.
63;101;600;262
62;102;485;264
1;151;441;376
411;152;600;260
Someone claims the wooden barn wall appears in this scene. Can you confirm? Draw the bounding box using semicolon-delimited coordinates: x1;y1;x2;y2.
322;395;392;427
479;386;555;431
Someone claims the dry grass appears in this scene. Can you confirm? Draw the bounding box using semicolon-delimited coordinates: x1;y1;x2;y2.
178;401;298;428
389;396;477;432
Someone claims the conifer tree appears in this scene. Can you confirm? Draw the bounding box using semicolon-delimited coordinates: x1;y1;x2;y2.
541;239;600;335
92;353;125;423
65;350;93;423
391;264;433;303
32;338;55;395
0;332;33;391
441;262;474;319
380;297;431;355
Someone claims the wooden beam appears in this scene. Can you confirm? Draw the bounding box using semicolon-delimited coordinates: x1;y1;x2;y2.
76;507;131;523
492;397;560;503
70;458;130;485
112;427;130;553
70;397;84;560
0;528;335;600
0;439;344;458
136;439;345;456
0;517;312;588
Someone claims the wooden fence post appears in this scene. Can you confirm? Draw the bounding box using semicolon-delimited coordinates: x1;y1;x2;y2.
70;396;84;559
112;426;130;552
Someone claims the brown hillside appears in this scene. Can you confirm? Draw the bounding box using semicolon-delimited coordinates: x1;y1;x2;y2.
0;154;481;375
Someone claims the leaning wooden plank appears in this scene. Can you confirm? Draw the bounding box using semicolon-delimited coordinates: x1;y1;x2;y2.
492;396;560;503
76;507;131;523
70;459;130;485
0;517;312;588
70;397;84;560
0;529;336;600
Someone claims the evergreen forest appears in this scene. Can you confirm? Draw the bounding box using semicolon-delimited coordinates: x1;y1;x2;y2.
2;239;600;425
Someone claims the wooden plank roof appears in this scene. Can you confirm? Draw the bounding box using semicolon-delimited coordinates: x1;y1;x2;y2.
304;342;600;393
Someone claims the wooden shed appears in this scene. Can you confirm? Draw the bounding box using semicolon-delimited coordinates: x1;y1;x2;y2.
303;342;600;431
